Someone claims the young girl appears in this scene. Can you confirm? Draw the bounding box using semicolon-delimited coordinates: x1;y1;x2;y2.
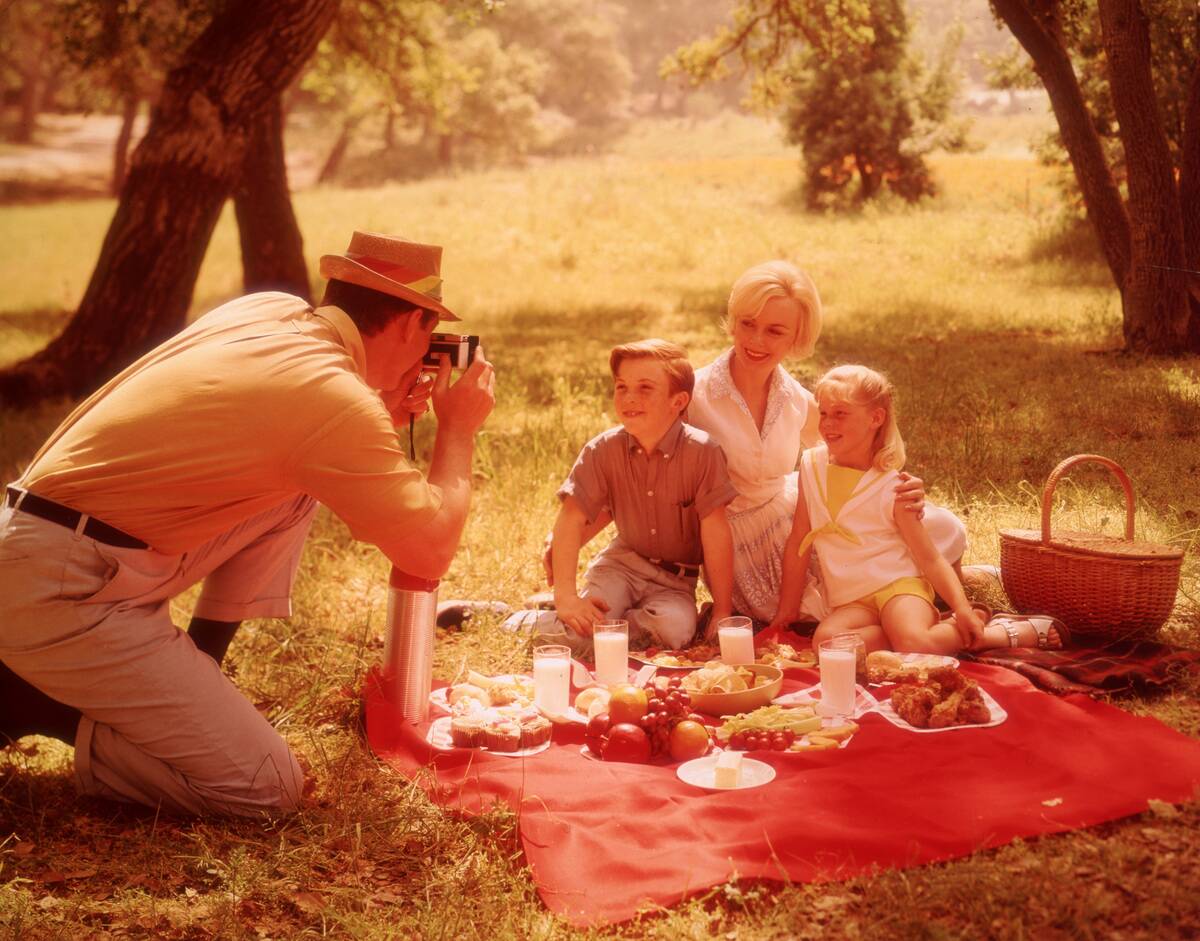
769;364;1064;654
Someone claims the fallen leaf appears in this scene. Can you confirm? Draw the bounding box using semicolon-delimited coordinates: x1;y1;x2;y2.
184;887;198;898
63;868;98;880
12;842;35;857
1041;797;1064;807
1147;798;1179;818
37;870;66;884
292;890;325;914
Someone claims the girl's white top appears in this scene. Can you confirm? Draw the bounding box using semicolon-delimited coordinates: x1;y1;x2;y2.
688;348;819;515
798;444;921;607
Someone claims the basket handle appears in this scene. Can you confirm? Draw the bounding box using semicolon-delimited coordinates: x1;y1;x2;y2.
1040;454;1135;545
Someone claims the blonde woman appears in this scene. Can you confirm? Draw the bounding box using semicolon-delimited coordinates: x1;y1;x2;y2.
688;260;966;626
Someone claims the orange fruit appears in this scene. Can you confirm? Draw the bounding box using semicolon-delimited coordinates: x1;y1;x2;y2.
668;719;711;762
607;684;649;726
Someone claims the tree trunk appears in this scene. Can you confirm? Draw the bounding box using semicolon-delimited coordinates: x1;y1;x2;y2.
317;113;362;184
989;0;1132;287
0;0;338;407
14;67;41;144
233;94;311;300
1097;0;1192;353
1179;58;1200;348
111;93;139;196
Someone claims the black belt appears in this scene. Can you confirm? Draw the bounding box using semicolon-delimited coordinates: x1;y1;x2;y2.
649;558;701;578
4;486;148;549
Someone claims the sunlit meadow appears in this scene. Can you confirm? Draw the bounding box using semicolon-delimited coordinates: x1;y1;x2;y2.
1;114;1198;939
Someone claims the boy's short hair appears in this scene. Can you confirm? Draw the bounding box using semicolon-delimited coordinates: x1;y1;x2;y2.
321;278;437;337
609;339;694;397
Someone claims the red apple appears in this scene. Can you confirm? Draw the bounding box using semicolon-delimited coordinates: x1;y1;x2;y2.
586;711;611;752
602;722;652;763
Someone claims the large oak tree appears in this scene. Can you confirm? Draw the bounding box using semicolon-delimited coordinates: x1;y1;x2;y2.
0;0;338;406
990;0;1199;353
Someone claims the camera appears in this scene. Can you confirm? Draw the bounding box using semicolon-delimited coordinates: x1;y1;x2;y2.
422;333;480;370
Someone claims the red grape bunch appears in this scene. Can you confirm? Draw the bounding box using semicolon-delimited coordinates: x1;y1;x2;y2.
638;676;705;757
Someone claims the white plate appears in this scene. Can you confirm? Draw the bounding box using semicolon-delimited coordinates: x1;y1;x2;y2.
677;755;776;791
872;684;1007;733
425;716;551;756
774;684;878;720
429;674;529;714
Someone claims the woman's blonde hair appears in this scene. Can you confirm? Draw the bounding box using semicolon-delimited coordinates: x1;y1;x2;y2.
814;364;906;471
725;260;823;358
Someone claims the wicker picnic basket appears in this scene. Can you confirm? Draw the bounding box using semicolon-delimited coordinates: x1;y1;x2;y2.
999;454;1184;642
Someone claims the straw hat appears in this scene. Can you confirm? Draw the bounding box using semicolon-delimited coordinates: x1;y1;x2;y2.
319;231;459;321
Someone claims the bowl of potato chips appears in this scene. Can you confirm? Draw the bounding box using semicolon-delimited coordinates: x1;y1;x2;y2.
681;663;784;717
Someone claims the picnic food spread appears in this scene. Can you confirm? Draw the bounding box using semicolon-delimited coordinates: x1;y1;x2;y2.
444;671;552;752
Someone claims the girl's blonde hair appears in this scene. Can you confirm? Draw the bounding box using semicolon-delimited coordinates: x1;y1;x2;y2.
725;260;823;358
815;364;906;471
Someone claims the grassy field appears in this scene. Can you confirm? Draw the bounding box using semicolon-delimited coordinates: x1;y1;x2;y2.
1;114;1198;940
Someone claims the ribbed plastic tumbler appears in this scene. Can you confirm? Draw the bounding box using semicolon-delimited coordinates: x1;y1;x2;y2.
382;568;439;723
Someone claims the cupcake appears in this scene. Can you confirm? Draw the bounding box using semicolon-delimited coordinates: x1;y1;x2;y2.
484;720;522;752
449;714;486;748
519;714;552;750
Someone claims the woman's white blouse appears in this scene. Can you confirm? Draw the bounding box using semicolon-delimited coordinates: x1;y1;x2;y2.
688;348;819;514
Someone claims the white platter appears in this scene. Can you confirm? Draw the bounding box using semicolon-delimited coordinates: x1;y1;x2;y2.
872;684;1007;733
425;716;551;757
676;754;776;791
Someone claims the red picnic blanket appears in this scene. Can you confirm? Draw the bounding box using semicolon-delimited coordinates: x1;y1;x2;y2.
364;662;1200;927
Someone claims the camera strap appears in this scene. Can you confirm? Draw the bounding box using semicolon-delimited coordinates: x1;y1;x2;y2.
408;414;416;461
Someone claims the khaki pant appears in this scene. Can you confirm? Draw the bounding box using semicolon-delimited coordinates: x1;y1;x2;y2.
0;493;317;816
527;540;699;659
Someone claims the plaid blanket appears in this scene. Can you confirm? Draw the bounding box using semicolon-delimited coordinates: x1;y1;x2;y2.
961;640;1200;696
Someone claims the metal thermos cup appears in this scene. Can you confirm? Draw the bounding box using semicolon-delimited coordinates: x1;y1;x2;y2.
383;568;439;723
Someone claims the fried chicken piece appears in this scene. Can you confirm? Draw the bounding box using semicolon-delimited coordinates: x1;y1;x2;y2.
929;690;966;728
926;665;967;694
891;683;938;728
956;698;992;725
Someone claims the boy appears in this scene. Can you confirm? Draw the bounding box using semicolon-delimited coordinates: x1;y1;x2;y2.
548;339;737;654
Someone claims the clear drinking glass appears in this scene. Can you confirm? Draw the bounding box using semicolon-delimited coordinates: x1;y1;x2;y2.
818;637;857;717
717;616;755;665
592;619;629;687
830;631;868;685
533;644;572;716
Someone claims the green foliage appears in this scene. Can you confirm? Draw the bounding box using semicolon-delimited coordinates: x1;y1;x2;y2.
784;0;968;206
986;0;1199;218
666;0;968;206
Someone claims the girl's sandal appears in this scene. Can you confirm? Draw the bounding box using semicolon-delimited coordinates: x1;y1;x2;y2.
988;612;1071;650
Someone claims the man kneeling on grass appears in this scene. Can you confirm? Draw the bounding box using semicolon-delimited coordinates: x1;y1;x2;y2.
542;339;738;656
0;232;494;817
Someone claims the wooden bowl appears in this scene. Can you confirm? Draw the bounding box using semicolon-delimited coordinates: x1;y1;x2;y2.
686;664;784;717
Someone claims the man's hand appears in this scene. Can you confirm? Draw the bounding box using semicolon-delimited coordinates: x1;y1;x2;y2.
555;593;609;636
381;364;434;426
432;346;495;439
894;471;926;518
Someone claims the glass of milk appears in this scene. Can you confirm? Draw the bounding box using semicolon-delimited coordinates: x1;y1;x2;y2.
593;619;629;687
818;637;858;717
533;644;572;717
717;616;755;665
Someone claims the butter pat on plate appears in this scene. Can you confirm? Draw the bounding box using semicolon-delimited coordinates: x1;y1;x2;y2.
714;750;743;788
676;753;776;791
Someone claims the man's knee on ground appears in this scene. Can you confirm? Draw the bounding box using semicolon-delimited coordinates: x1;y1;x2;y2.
201;739;306;817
